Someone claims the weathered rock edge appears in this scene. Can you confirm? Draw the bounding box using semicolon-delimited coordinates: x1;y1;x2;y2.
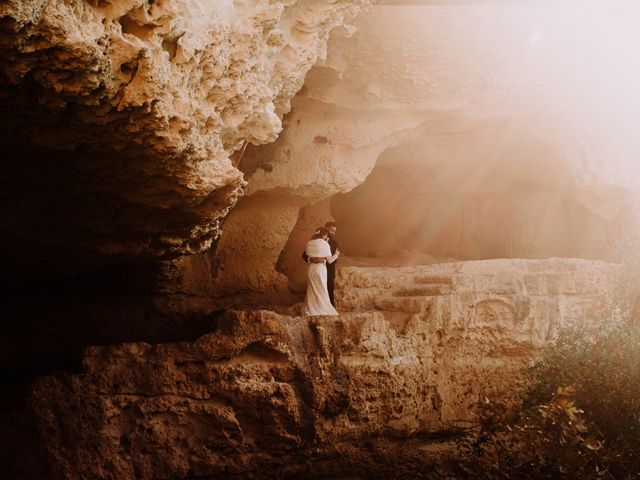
29;259;617;479
0;0;364;273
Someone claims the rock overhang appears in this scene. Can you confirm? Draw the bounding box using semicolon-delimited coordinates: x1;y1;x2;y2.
0;0;365;276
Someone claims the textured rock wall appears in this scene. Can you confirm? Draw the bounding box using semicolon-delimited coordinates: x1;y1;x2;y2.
211;192;304;297
2;4;636;478
0;0;364;274
207;1;640;297
28;259;617;479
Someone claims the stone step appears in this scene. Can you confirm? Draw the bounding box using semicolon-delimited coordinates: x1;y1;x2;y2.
394;285;452;297
373;296;432;313
380;311;413;335
413;275;454;285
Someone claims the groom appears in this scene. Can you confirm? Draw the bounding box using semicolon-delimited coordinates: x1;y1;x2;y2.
303;221;339;306
323;221;339;306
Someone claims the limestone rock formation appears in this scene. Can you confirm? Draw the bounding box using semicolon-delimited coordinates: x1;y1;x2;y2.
0;0;364;275
211;0;640;296
29;259;617;479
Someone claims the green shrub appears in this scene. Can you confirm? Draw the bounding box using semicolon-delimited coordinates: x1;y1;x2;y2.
456;323;640;479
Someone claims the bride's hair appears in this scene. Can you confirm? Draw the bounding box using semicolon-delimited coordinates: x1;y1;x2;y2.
312;227;329;239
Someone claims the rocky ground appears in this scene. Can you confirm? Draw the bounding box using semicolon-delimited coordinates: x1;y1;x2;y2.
12;259;616;479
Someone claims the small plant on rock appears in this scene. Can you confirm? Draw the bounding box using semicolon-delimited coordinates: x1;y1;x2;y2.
456;322;640;479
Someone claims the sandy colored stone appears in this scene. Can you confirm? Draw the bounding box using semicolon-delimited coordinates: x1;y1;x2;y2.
329;146;635;261
208;1;640;297
0;0;365;274
29;259;617;479
243;1;640;201
211;192;305;296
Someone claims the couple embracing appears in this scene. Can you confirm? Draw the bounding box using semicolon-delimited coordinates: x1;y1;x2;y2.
303;221;340;316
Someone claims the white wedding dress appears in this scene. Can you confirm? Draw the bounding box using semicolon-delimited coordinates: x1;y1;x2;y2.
304;238;339;316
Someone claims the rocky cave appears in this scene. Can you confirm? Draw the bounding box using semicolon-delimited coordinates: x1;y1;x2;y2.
1;0;639;478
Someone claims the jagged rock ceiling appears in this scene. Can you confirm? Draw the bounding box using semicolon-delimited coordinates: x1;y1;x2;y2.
2;0;639;286
0;0;364;276
247;0;640;195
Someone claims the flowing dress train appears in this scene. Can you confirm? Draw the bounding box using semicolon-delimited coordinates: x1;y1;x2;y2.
304;238;339;316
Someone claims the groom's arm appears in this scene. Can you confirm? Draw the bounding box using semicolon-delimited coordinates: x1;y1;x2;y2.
329;239;339;256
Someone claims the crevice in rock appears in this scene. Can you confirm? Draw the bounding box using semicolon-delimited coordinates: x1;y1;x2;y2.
118;14;156;41
161;34;180;61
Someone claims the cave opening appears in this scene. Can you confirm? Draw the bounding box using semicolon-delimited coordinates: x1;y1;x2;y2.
275;116;632;295
329;119;629;266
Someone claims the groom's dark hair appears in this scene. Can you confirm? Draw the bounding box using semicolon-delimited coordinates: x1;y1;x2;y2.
312;227;330;239
325;221;337;228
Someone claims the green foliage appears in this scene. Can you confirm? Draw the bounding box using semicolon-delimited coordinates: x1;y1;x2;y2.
528;324;640;478
452;233;640;479
456;323;640;479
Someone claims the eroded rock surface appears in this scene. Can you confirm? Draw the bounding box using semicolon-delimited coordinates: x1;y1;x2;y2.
0;0;363;274
29;259;616;479
211;1;640;296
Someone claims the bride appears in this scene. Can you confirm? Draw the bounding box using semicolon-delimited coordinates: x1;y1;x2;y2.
304;227;340;316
